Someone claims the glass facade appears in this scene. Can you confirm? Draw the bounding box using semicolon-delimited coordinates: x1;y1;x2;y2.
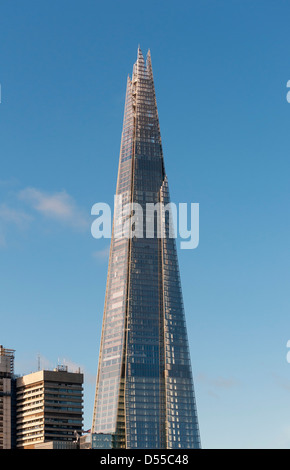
92;48;201;449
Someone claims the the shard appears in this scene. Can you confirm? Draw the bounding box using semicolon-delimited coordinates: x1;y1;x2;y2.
92;48;201;449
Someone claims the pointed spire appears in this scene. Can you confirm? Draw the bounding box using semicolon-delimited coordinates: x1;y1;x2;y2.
137;45;144;60
146;49;153;76
132;45;146;80
137;45;145;66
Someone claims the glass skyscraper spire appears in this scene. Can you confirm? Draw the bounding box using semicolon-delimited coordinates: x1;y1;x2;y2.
92;48;201;449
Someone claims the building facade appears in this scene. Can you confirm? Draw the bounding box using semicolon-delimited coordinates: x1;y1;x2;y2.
92;48;201;449
16;366;83;449
0;345;16;449
80;432;113;449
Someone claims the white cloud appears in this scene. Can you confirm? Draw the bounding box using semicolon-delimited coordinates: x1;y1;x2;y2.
18;187;89;231
0;203;32;226
0;186;90;247
0;203;33;247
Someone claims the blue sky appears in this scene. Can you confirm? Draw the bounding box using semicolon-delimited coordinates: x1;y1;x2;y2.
1;0;290;448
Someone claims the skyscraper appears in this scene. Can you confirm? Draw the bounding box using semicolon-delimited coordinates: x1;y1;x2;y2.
92;48;201;449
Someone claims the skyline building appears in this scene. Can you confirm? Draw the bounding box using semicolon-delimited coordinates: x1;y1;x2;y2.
0;346;84;449
92;48;201;449
16;366;83;449
0;345;16;449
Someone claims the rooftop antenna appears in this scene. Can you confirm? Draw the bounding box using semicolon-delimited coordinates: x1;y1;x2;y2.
37;353;41;371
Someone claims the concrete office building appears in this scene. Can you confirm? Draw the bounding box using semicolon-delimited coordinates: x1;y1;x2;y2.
16;365;83;449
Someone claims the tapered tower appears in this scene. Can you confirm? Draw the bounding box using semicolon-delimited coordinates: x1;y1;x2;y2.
92;48;201;449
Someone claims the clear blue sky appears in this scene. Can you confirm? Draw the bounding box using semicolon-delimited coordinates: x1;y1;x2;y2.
1;0;290;448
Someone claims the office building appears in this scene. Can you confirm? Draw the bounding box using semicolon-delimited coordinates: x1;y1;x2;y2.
0;345;16;449
92;48;201;449
16;365;83;449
